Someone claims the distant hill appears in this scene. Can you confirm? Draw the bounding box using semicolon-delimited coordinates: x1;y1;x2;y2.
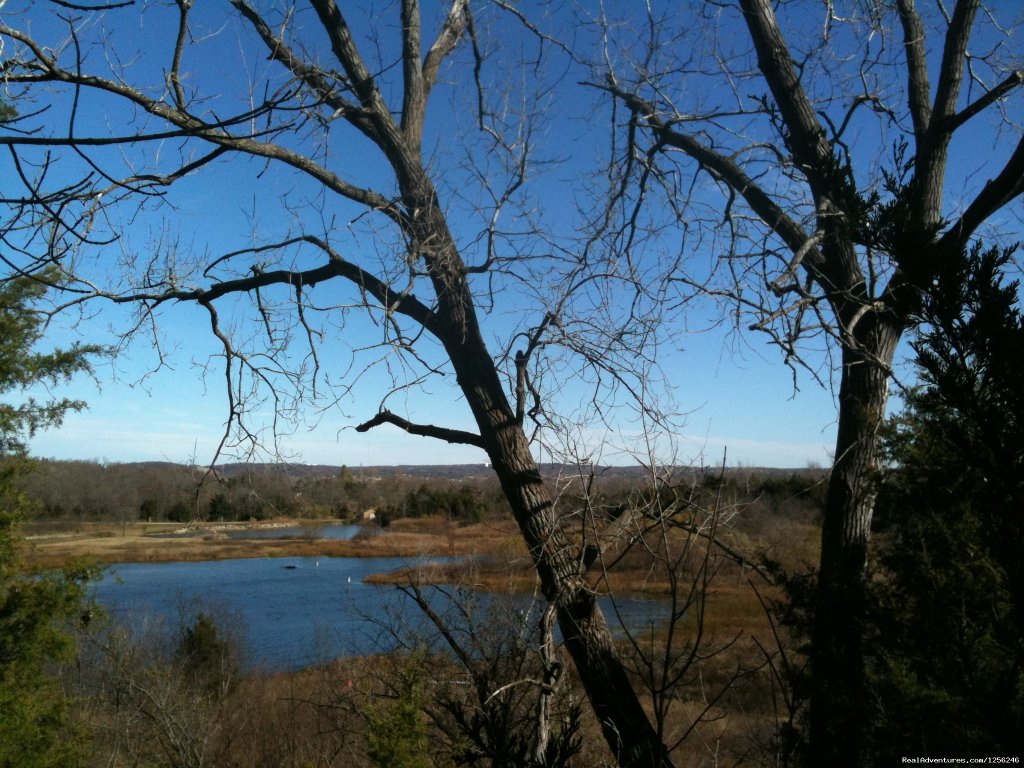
211;462;825;482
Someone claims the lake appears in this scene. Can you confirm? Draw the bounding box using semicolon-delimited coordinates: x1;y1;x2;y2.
226;523;366;540
148;522;368;540
90;556;669;671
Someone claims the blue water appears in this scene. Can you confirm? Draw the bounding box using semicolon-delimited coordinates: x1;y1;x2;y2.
90;557;669;671
150;523;366;540
226;523;365;540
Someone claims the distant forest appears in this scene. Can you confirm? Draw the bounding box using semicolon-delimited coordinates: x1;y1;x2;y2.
19;459;826;527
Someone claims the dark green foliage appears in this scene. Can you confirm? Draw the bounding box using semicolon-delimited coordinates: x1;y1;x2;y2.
0;506;91;768
364;654;437;768
207;492;232;520
384;483;486;524
863;138;943;286
0;271;100;457
866;242;1024;760
175;612;240;697
0;272;99;767
138;498;158;520
166;500;193;523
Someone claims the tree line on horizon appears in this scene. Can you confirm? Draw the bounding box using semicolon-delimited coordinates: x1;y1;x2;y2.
16;456;826;528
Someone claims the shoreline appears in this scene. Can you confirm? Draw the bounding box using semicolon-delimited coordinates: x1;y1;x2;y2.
20;517;524;572
20;516;764;601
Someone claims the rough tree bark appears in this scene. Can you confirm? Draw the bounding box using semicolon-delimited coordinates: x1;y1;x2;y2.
811;313;901;759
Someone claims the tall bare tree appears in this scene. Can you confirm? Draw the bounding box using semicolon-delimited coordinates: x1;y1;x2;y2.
1;2;677;765
598;1;1023;763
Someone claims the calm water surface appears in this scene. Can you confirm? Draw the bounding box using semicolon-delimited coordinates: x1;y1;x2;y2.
91;557;669;671
226;523;365;540
93;556;428;670
150;523;366;540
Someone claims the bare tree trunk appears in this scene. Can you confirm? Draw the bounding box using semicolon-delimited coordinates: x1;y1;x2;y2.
482;434;673;768
433;245;674;767
810;315;901;767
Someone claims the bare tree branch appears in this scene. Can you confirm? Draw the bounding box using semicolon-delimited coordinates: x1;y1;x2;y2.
354;409;484;448
939;133;1024;251
911;0;981;229
737;0;832;183
896;0;933;144
307;0;406;165
948;68;1024;130
422;0;469;97
604;84;822;268
229;0;381;143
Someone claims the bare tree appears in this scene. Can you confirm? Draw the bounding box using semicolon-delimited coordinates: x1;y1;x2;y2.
0;2;680;764
596;1;1023;763
392;583;584;768
79;615;234;768
371;454;764;767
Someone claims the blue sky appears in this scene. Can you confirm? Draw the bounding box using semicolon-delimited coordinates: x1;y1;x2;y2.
7;1;1020;469
29;308;841;468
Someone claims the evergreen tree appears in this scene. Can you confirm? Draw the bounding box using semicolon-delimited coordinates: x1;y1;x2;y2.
175;612;240;698
0;270;97;456
364;654;437;768
867;242;1024;760
0;271;100;767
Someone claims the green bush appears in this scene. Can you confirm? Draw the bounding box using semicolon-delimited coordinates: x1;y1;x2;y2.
175;612;240;697
864;243;1024;760
166;501;192;523
364;655;436;768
